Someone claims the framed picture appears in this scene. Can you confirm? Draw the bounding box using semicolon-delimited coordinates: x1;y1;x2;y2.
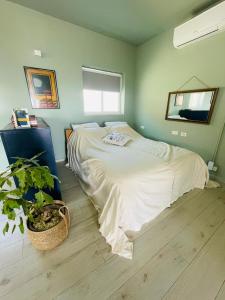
24;66;60;109
12;108;30;128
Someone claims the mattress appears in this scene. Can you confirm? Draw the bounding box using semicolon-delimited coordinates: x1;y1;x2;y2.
68;125;208;259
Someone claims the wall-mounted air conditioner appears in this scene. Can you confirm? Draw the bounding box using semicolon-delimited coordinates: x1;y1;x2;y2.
173;1;225;48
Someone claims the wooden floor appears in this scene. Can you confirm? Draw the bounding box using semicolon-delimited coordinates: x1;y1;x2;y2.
1;164;225;300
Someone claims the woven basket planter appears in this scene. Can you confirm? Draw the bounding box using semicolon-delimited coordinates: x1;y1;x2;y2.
27;200;70;251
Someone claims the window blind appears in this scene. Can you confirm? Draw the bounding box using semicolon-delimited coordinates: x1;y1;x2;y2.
82;67;121;92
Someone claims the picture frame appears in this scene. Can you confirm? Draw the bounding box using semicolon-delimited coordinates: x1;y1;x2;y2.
165;88;219;124
12;108;30;128
24;66;60;109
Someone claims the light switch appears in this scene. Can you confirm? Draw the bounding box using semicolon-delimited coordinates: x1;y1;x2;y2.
34;49;42;57
171;130;178;135
181;132;187;137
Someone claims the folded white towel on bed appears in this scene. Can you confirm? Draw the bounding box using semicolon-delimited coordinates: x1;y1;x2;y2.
103;132;131;146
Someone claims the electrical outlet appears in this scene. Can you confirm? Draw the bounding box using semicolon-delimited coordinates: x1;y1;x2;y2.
208;161;214;171
140;125;145;130
213;166;218;172
181;132;187;137
171;130;178;135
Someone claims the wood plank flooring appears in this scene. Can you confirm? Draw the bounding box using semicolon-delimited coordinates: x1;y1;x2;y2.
0;163;225;300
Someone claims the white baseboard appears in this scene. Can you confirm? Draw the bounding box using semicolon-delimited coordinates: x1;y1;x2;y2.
210;174;225;184
56;159;66;163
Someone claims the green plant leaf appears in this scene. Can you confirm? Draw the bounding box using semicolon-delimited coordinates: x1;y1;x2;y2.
21;200;32;217
12;224;16;234
27;213;34;223
42;191;53;205
34;190;53;208
0;169;9;177
3;222;9;235
26;151;45;162
0;173;12;188
6;179;12;187
30;168;43;189
7;210;16;220
35;191;45;208
11;158;24;168
8;189;22;198
6;199;20;209
16;169;26;189
44;172;54;189
0;191;7;201
19;217;24;234
0;178;6;188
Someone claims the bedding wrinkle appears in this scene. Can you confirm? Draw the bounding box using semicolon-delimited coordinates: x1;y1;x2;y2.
68;125;209;259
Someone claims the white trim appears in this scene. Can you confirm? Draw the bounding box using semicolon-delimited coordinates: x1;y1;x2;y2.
84;112;124;116
56;159;65;163
82;66;122;78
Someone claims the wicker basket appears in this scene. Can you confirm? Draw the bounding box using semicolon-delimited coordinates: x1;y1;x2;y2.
27;200;70;251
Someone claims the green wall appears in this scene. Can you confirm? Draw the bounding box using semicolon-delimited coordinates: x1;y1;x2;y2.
1;0;225;182
0;0;136;170
135;29;225;181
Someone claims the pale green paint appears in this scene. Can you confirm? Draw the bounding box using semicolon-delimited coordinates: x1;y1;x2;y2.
1;0;225;182
8;0;217;45
135;29;225;181
0;0;136;170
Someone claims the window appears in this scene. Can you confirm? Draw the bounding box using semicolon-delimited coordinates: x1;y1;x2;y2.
175;94;184;106
189;92;206;110
82;67;123;115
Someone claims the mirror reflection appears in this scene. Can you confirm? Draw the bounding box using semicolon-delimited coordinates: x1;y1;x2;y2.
166;88;218;124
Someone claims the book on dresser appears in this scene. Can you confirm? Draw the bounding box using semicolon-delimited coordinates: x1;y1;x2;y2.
12;108;30;128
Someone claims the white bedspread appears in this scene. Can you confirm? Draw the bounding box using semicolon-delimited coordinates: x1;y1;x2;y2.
68;126;208;259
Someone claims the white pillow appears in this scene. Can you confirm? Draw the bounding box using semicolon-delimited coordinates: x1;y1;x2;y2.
103;132;131;146
71;122;99;130
105;121;128;127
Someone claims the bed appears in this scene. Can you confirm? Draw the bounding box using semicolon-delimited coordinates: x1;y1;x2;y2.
67;125;208;259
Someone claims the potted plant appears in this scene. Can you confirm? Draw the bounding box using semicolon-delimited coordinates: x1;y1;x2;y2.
0;153;70;250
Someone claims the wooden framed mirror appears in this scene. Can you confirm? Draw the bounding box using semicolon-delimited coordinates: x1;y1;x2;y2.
165;88;219;124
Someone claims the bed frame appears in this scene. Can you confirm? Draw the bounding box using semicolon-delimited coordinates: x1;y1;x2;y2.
64;128;73;161
65;128;73;142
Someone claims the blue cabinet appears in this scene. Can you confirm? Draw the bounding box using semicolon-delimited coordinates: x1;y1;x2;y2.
0;118;62;200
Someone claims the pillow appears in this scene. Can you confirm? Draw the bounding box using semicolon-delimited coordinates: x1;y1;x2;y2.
71;122;99;130
104;121;128;127
109;125;141;139
103;132;131;146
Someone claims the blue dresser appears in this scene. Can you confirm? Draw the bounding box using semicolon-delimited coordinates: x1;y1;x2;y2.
0;118;62;200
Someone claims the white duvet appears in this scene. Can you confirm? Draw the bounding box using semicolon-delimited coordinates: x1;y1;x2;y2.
68;125;208;259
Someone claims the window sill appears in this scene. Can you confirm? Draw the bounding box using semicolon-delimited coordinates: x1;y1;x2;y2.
84;112;124;116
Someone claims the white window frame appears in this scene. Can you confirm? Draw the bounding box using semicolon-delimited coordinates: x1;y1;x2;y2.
82;67;124;116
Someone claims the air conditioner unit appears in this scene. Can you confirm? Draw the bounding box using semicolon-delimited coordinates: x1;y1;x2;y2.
173;1;225;48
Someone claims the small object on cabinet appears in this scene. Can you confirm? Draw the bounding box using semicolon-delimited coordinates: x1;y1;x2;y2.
12;108;30;128
29;115;38;127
